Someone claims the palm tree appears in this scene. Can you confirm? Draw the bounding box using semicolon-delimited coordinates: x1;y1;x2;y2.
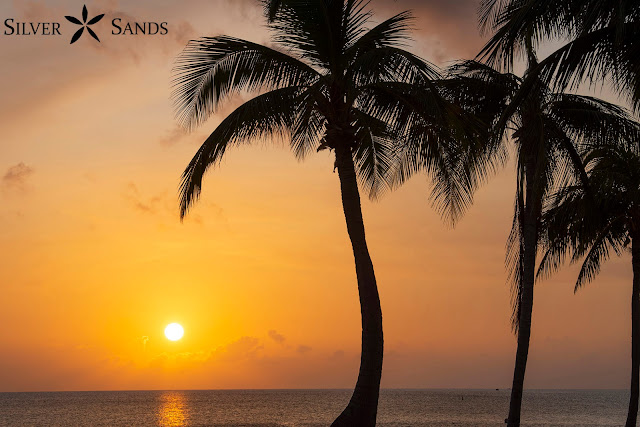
171;1;478;424
478;0;640;110
539;137;640;426
447;54;637;426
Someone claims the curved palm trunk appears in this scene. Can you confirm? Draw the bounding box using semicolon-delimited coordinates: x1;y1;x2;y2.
507;164;539;427
625;234;640;427
331;144;383;427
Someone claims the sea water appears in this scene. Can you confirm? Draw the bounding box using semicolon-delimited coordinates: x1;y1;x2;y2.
0;389;628;426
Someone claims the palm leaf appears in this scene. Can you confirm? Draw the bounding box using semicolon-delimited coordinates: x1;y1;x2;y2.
179;86;304;217
172;36;319;129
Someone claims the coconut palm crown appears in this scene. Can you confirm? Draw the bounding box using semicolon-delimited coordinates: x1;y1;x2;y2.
539;136;640;426
478;0;640;111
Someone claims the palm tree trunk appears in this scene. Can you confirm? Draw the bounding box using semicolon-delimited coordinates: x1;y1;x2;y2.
331;144;383;427
625;234;640;426
507;165;539;427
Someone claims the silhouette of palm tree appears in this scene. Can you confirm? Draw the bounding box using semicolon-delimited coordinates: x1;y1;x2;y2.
171;1;478;425
540;137;640;426
478;0;640;110
447;54;638;426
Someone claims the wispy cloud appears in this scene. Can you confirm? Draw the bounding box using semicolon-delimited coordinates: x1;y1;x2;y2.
268;329;286;345
159;125;189;147
2;163;34;193
297;345;312;355
123;182;169;216
374;0;483;63
138;335;149;351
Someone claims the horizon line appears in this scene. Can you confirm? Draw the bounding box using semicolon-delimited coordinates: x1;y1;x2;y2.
0;387;631;394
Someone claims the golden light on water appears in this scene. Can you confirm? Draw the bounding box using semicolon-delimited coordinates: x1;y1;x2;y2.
157;391;189;426
164;323;184;341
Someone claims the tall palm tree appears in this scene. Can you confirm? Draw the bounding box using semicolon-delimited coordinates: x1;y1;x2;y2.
478;0;640;110
171;1;478;425
539;137;640;426
447;54;637;426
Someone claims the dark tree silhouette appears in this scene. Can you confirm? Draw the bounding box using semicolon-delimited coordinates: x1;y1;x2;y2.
540;136;640;426
476;3;640;422
171;1;478;425
478;0;640;111
447;55;638;426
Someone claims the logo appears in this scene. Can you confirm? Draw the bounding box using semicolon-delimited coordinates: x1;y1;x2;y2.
65;5;104;44
2;6;168;45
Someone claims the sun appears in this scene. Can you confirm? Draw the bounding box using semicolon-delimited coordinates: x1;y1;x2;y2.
164;323;184;341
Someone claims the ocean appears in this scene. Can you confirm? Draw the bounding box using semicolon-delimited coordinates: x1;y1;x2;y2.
0;389;628;426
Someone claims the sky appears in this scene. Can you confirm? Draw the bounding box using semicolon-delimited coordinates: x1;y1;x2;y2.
0;0;633;392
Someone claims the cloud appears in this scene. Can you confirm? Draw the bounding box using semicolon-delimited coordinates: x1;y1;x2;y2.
216;336;264;362
123;182;170;216
151;336;265;367
87;15;198;63
2;163;34;192
158;125;211;147
138;336;149;350
159;126;189;146
329;350;345;360
121;182;228;227
13;0;59;21
147;332;321;372
373;0;484;64
77;0;200;62
268;329;286;345
10;0;198;64
296;345;312;355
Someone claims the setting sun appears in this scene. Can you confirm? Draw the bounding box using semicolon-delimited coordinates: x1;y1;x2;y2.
164;323;184;341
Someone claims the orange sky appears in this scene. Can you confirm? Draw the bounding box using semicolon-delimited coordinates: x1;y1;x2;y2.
0;0;633;392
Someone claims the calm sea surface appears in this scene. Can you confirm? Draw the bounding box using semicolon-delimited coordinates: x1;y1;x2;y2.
0;389;629;426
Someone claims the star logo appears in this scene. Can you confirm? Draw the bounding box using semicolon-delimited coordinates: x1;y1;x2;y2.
65;5;104;44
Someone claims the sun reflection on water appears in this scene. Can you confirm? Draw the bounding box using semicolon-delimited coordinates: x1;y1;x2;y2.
157;391;190;426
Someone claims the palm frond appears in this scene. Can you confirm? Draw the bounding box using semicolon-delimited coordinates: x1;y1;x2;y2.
537;23;640;111
265;0;284;22
291;88;327;160
548;94;640;145
345;10;414;53
478;0;511;34
268;0;371;70
478;0;581;69
352;109;397;198
347;47;440;88
342;0;372;48
574;217;624;290
356;80;485;224
537;184;589;280
179;86;304;218
538;144;637;292
172;36;319;129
